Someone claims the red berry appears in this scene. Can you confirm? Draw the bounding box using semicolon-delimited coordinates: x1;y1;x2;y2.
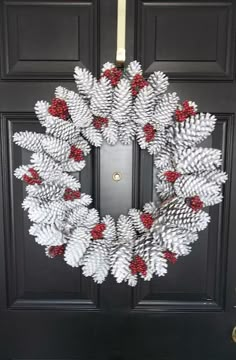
131;74;148;96
129;255;147;276
93;117;109;130
143;123;156;142
164;251;177;264
101;67;122;87
164;171;181;183
63;188;81;201
175;100;196;122
140;213;154;229
48;245;65;258
22;168;42;185
91;223;106;240
186;195;204;212
69;146;84;162
48;98;69;120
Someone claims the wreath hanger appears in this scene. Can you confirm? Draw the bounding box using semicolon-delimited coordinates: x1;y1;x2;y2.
116;0;126;68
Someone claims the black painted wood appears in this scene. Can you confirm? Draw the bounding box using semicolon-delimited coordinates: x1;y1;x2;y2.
0;0;236;359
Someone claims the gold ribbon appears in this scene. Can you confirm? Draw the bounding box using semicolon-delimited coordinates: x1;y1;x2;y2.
116;0;126;66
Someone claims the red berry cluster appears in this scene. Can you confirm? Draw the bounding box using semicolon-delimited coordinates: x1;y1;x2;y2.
93;117;109;130
143;123;156;142
64;188;81;201
186;195;203;212
101;67;122;87
48;98;69;120
175;100;196;122
164;171;181;183
91;223;106;240
164;251;177;264
69;146;84;162
48;245;65;258
129;255;147;276
140;213;154;229
131;74;148;96
22;168;42;185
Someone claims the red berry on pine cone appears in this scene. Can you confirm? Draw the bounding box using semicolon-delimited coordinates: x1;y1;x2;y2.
143;123;156;142
69;146;84;162
93;117;109;130
164;171;181;183
164;251;177;264
101;67;122;87
186;195;204;212
63;188;81;201
48;245;65;258
48;98;69;120
131;74;148;96
140;213;154;229
129;255;147;276
22;168;42;185
91;223;106;240
175;100;197;122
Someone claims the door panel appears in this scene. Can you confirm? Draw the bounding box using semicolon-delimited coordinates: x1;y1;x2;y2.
0;0;236;359
2;1;97;79
133;114;233;311
2;113;99;310
136;1;233;80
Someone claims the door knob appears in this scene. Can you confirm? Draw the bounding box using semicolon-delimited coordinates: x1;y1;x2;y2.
232;326;236;343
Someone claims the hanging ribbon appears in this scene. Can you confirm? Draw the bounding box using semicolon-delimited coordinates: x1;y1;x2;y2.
116;0;126;67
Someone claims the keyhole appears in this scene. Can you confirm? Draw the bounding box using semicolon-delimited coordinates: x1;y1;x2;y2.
112;172;122;182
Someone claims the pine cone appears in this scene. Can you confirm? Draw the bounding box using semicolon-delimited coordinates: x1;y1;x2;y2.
82;240;110;283
102;215;116;242
154;92;179;127
61;159;86;172
101;118;118;145
134;85;155;125
64;227;91;267
42;137;70;162
119;120;136;145
26;182;64;201
44;116;80;144
175;147;222;173
28;200;66;225
34;100;49;125
117;214;136;243
30;153;63;181
13;131;45;153
199;170;227;185
174;175;220;203
169;113;217;147
159;226;198;256
82;126;103;147
66;91;93;128
112;78;132;123
90;77;113;117
158;198;210;231
29;223;66;246
66;207;89;227
126;60;142;79
74;67;95;100
148;71;169;97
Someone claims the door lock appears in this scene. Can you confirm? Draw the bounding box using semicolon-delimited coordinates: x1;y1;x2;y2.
112;172;122;182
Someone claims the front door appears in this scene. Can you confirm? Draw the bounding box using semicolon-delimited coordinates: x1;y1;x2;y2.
0;0;236;359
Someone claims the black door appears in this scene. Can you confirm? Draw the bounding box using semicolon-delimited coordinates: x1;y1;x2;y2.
0;0;236;359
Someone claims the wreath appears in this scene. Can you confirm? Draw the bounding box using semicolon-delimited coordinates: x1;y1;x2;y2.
13;61;227;286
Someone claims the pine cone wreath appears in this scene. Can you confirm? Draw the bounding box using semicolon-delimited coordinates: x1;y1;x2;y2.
13;61;227;286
